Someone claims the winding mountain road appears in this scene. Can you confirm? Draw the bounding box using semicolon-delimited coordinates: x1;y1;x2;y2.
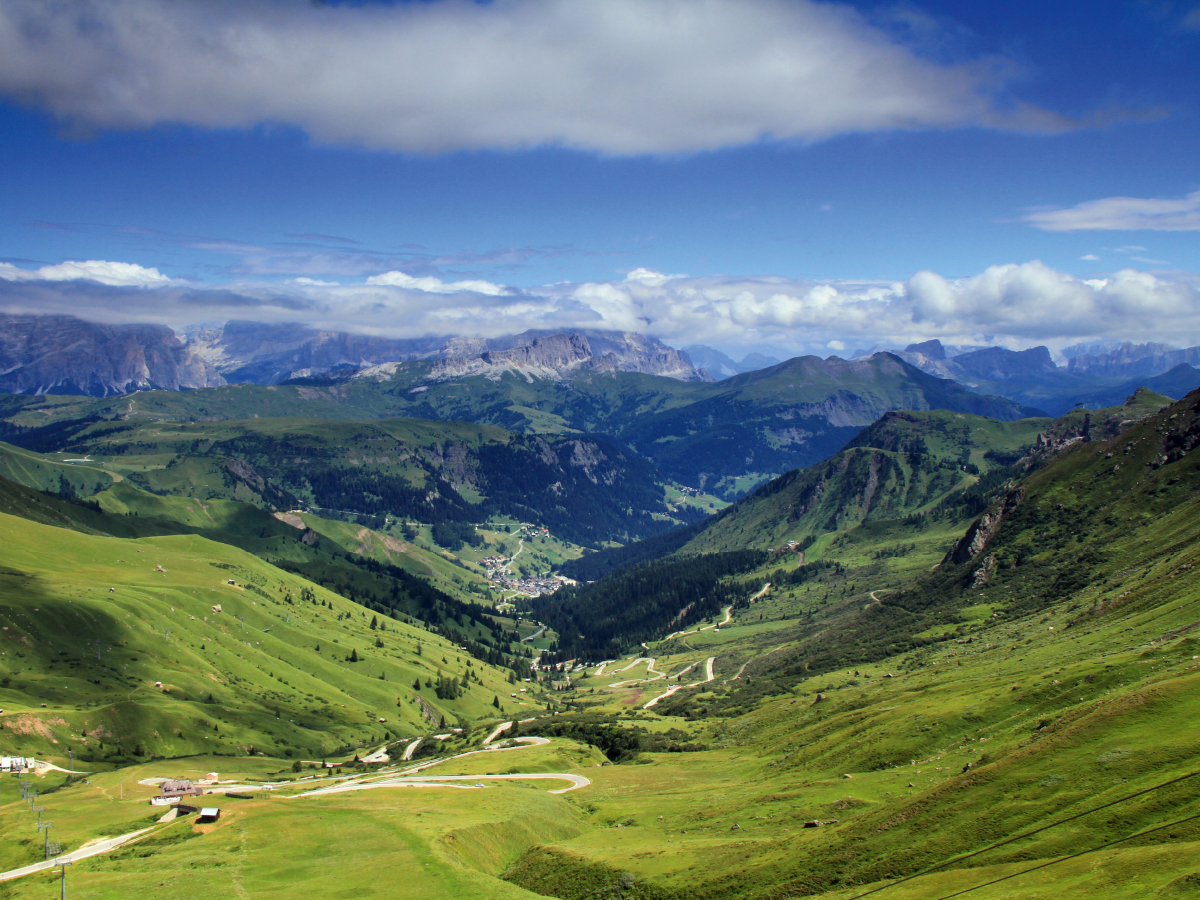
642;656;717;708
296;771;590;796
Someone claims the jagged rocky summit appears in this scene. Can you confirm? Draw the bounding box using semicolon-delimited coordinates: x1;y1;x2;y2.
391;331;707;383
0;315;708;395
0;312;223;396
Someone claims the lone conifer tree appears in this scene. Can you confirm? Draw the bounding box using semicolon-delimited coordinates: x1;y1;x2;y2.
493;696;501;709
349;648;359;662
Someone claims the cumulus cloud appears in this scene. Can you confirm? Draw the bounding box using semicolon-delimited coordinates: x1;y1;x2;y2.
3;258;1199;352
907;261;1200;341
0;0;1078;156
1024;189;1200;231
0;259;173;286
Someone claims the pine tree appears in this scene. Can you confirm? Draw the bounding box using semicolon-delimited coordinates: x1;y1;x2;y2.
370;615;378;630
413;678;421;691
493;696;501;709
349;648;359;662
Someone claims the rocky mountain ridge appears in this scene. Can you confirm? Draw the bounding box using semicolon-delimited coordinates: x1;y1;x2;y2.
396;330;707;383
0;312;223;396
1065;341;1200;378
0;314;707;395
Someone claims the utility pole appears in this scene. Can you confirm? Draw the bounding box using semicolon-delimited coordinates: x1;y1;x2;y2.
58;859;72;900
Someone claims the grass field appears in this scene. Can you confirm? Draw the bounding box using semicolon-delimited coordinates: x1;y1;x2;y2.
4;390;1200;897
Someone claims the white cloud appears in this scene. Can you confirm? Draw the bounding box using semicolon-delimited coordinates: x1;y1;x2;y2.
624;268;683;288
0;0;1072;156
3;257;1200;351
365;270;508;296
0;259;173;286
1025;190;1200;231
906;261;1200;341
1080;254;1100;261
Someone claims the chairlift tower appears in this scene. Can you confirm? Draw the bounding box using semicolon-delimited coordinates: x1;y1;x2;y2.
57;857;72;899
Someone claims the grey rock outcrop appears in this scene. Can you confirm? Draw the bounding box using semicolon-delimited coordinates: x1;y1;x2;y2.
186;320;444;384
0;312;223;396
414;330;708;383
946;486;1025;566
1066;342;1200;379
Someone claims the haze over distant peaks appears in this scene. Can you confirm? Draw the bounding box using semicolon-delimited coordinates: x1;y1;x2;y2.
410;330;707;383
0;314;708;396
682;345;781;379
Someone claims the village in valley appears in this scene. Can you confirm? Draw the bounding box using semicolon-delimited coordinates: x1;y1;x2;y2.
478;522;575;598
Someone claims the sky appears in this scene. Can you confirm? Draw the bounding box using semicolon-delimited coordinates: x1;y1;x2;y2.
0;0;1198;359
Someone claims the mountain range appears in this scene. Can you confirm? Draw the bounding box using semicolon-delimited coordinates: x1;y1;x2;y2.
0;347;1035;501
895;338;1200;414
7;312;1200;420
1;331;1199;897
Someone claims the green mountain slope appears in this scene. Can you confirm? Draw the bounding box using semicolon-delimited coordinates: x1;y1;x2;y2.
0;504;531;767
681;390;1170;556
12;415;689;546
0;352;1035;501
2;393;1200;900
491;389;1200;899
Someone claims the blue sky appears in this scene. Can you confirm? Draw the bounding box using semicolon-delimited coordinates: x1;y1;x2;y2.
0;0;1198;356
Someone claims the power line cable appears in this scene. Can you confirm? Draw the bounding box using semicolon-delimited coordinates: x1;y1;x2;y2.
847;769;1199;899
930;810;1200;900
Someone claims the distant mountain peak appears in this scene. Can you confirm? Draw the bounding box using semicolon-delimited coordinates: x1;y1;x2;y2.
420;330;707;383
0;311;223;396
903;338;946;360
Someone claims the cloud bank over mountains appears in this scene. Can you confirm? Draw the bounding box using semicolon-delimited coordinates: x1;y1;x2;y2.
1;259;1197;355
0;0;1096;156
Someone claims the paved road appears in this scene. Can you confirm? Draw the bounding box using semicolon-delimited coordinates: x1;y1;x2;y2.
520;623;545;643
299;771;591;796
732;644;787;680
361;743;391;763
0;828;152;883
482;721;513;745
396;736;552;777
658;600;739;643
642;656;716;708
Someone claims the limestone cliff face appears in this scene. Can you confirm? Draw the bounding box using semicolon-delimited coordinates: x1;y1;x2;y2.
422;330;708;383
425;333;596;381
0;315;707;394
0;313;223;396
185;321;444;384
187;323;705;384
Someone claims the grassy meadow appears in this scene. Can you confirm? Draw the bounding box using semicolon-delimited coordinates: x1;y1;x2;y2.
3;388;1200;897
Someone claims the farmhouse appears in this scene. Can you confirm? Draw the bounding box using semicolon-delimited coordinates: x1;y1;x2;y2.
160;778;203;799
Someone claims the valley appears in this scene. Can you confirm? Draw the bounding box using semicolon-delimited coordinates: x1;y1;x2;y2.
2;347;1200;898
